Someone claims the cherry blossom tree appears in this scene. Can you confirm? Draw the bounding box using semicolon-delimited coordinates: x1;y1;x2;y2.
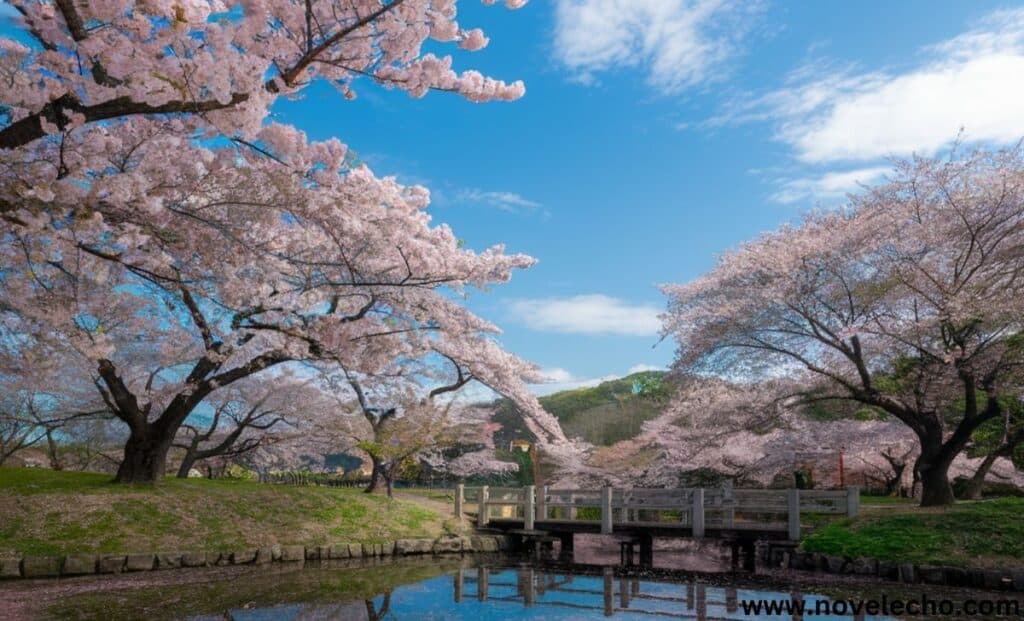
1;1;581;483
316;352;522;496
962;395;1024;499
172;376;321;478
0;325;109;467
662;147;1024;505
0;0;526;151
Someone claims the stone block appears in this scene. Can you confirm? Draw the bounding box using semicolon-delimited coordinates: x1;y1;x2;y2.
852;557;877;576
983;569;1013;590
823;555;846;573
61;555;97;576
395;539;432;555
0;558;21;579
255;547;274;564
231;550;257;565
433;538;461;554
898;563;916;583
155;552;182;570
348;543;364;558
877;561;898;581
919;565;945;585
271;545;282;562
22;556;61;578
945;566;969;587
968;569;986;588
328;544;350;560
279;545;305;562
304;547;320;561
381;541;395;556
181;552;207;568
97;555;126;574
125;554;155;572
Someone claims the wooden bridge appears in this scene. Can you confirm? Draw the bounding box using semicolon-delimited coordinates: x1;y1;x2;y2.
454;484;859;566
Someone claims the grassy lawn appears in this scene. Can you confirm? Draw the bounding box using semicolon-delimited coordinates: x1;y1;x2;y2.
801;497;1024;567
0;468;455;558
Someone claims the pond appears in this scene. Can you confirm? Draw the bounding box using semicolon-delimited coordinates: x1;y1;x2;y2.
1;553;961;621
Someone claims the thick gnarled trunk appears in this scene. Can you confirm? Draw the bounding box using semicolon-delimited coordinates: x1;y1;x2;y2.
914;435;958;507
114;427;173;483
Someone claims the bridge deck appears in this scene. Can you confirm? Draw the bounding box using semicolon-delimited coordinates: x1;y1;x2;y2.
486;518;791;541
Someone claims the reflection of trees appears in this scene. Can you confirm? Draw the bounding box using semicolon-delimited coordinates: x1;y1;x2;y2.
365;593;392;621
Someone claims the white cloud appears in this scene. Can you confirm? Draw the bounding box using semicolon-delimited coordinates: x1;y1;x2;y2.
553;0;763;93
532;373;615;396
627;363;665;374
714;9;1024;163
456;188;541;212
770;166;890;205
538;367;575;383
508;294;662;336
529;364;665;396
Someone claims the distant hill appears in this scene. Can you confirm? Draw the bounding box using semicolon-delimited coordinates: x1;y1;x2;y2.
492;371;669;447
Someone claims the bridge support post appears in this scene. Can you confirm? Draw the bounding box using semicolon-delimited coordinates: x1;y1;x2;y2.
787;488;800;541
478;485;490;528
454;483;464;523
558;532;574;558
603;568;614;616
638;533;654;567
601;486;614;534
692;488;705;538
478;567;489;601
722;480;734;527
524;485;535;530
537;485;548;521
846;486;860;517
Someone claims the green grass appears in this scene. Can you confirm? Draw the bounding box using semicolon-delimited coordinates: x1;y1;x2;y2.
0;468;452;558
801;497;1024;567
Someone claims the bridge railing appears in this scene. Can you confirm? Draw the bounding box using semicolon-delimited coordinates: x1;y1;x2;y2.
454;484;858;540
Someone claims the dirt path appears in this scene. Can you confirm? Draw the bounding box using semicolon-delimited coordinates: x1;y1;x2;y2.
393;490;455;519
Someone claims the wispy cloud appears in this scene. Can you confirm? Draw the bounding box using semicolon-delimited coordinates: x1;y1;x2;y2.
770;166;890;205
530;364;666;396
508;294;662;337
711;9;1024;163
553;0;764;94
455;188;542;213
626;363;665;374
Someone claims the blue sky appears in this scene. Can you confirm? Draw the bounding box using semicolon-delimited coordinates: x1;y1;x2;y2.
274;0;1024;394
7;1;1023;396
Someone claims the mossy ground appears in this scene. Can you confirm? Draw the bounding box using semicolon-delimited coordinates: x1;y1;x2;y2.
0;468;453;558
801;497;1024;567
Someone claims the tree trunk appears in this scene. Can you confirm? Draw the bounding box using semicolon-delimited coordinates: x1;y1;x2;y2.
176;452;197;479
364;457;383;494
44;429;63;471
114;427;172;483
384;471;394;499
916;446;956;507
963;451;1001;500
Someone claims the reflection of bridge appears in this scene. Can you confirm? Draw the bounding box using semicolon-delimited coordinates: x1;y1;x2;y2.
455;485;859;567
451;567;867;620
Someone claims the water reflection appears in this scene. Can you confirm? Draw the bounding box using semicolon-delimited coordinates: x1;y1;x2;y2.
185;566;894;620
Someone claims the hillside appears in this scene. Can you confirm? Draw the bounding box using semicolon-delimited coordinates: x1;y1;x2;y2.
492;371;668;447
